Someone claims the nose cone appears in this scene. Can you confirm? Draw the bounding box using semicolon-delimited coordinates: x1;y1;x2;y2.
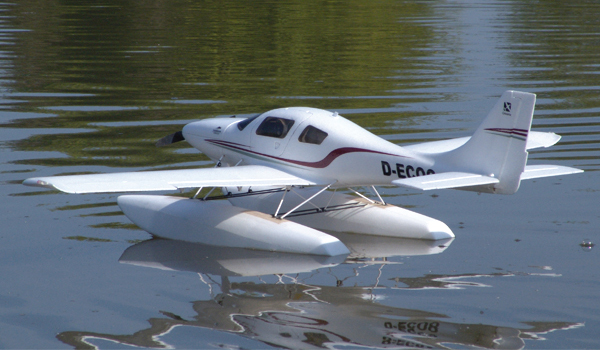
424;220;455;240
182;118;243;153
182;118;238;139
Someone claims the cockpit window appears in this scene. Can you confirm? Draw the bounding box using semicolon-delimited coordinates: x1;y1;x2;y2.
298;125;328;145
255;117;295;138
237;114;260;131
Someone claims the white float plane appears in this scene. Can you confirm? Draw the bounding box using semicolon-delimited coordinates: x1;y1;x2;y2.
24;91;582;256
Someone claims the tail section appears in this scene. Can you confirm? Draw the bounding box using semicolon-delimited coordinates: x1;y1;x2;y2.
394;90;582;193
441;90;536;194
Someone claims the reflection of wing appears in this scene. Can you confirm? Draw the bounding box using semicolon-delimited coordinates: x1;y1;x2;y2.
403;131;561;154
23;165;316;194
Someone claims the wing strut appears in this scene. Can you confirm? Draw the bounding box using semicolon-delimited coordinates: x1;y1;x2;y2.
274;186;290;218
371;186;386;206
348;186;386;206
192;155;225;199
191;156;235;199
277;182;336;220
289;187;324;211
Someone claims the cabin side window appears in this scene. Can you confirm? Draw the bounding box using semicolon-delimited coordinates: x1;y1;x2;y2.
237;114;260;131
255;117;295;138
298;125;328;145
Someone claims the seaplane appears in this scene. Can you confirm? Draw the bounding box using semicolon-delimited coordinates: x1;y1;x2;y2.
24;91;582;256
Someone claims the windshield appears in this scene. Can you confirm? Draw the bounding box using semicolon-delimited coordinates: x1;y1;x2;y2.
237;114;261;131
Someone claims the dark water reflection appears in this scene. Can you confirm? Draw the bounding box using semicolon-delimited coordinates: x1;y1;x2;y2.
2;0;599;348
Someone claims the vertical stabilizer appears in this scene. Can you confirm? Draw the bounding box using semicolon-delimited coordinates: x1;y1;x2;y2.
440;90;536;194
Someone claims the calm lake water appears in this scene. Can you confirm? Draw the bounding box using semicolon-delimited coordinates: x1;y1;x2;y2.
1;0;599;348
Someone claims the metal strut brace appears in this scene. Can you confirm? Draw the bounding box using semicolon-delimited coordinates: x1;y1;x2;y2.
274;186;290;218
192;187;203;199
278;183;334;220
289;187;322;211
192;155;224;199
348;187;375;204
371;185;386;205
199;157;244;200
202;187;217;200
324;188;337;211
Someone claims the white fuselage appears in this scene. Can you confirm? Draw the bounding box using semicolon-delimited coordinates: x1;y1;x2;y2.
182;107;436;187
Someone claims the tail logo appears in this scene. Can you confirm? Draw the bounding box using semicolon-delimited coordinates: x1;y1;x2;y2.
503;102;512;115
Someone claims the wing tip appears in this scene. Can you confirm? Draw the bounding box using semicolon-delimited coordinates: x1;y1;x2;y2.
23;177;78;193
23;177;51;188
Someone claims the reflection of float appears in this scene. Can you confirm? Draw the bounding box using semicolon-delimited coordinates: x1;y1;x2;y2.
118;238;345;276
331;231;453;260
57;238;582;349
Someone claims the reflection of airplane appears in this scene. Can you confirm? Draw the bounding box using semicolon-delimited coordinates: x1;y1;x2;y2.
57;239;583;349
118;235;453;273
24;91;582;255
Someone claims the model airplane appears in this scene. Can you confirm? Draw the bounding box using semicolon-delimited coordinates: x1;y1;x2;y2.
24;91;582;256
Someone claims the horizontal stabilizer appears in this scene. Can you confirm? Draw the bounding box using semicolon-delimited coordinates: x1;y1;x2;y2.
520;164;583;180
526;131;561;150
392;172;499;191
23;165;316;194
403;131;561;154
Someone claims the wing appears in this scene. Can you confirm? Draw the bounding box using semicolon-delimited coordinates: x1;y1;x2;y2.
392;172;499;191
403;131;561;154
23;165;316;194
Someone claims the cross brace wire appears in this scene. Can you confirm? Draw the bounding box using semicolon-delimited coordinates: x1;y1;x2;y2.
276;183;334;220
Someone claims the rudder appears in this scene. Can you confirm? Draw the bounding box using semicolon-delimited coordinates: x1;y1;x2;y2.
440;90;536;194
